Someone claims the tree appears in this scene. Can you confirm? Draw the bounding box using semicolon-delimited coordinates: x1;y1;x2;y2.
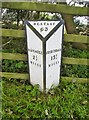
59;0;88;50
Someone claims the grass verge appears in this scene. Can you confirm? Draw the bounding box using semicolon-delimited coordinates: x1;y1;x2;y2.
2;78;89;119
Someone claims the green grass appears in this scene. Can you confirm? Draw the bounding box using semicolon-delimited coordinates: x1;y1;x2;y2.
2;79;89;119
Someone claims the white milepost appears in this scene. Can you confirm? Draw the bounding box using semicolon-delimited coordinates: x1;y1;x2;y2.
25;20;64;92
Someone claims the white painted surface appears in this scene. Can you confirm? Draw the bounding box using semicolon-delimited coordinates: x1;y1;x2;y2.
29;21;60;38
26;21;63;92
46;25;63;90
26;25;43;91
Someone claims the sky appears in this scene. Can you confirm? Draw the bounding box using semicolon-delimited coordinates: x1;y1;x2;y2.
66;0;89;25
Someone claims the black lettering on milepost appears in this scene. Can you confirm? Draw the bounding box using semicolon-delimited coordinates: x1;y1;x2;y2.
51;54;57;61
33;55;37;61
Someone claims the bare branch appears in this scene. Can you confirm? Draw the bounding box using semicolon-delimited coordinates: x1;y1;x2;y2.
0;40;12;48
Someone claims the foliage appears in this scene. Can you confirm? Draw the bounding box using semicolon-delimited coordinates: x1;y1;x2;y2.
63;44;89;59
2;79;89;119
2;37;27;54
2;9;32;29
61;64;89;78
2;60;28;73
62;43;89;78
